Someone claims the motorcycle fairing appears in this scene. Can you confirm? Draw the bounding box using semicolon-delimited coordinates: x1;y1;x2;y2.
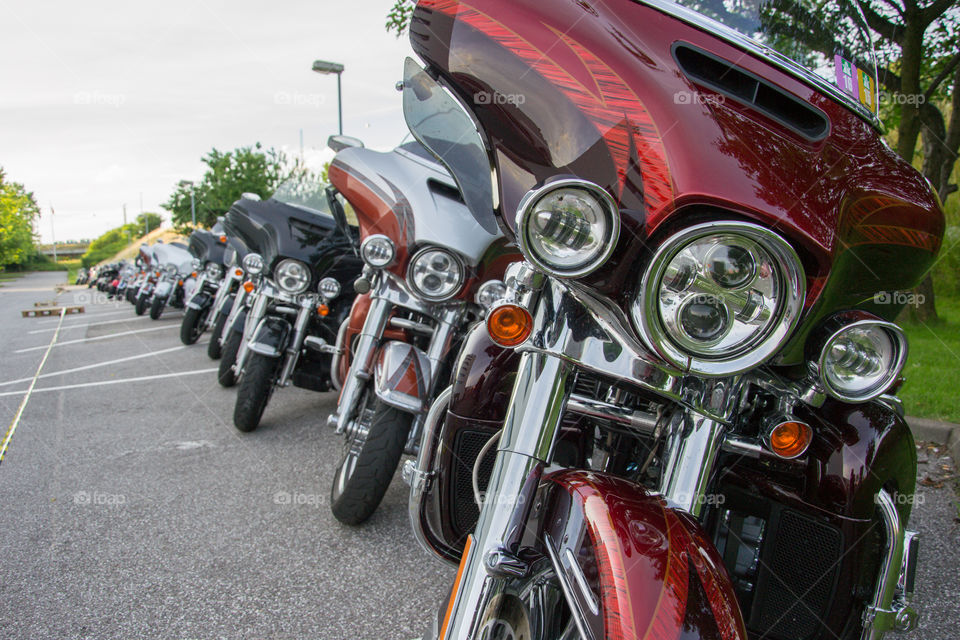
542;470;747;640
373;340;431;413
248;316;291;360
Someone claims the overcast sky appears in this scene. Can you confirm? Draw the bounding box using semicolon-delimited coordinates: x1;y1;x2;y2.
1;0;415;243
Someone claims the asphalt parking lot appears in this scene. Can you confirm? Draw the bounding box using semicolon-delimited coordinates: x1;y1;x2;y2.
0;271;957;639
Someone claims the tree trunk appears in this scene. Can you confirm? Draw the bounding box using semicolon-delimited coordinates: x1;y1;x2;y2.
896;22;926;163
936;64;960;202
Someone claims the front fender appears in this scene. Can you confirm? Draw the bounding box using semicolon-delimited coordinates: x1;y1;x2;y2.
542;470;747;640
187;292;213;311
248;316;291;359
373;340;431;413
154;280;173;298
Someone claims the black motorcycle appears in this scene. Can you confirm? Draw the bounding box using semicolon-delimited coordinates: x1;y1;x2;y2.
217;182;362;431
180;226;229;345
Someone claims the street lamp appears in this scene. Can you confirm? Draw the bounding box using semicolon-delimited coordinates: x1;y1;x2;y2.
312;59;345;135
179;180;197;226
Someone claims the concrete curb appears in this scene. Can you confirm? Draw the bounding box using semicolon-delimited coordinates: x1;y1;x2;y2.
908;416;960;463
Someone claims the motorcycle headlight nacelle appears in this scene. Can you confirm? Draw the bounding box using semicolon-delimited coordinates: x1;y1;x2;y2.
817;320;907;403
242;253;264;276
360;234;396;268
275;259;311;295
318;277;341;301
205;262;223;280
516;179;619;278
632;221;805;376
407;247;464;302
164;264;178;276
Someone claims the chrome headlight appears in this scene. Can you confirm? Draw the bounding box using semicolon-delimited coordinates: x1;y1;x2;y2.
275;259;310;294
516;179;619;277
164;263;177;276
205;262;223;280
817;320;907;403
632;221;805;376
242;253;264;276
191;259;201;270
475;279;507;310
318;277;341;300
360;234;396;268
407;247;464;302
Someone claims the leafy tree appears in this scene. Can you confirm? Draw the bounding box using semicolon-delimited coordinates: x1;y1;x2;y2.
163;144;311;229
386;0;415;36
136;212;163;234
80;227;133;267
0;167;40;268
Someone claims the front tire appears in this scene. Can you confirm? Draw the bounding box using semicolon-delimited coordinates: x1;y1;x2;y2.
135;295;148;316
180;306;209;345
330;391;413;525
149;296;165;320
218;329;243;387
207;312;228;359
233;352;280;432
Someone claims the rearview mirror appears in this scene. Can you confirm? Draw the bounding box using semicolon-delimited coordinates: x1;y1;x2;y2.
327;135;365;152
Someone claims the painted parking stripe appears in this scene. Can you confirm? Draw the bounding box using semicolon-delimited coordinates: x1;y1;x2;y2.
0;346;188;387
28;315;154;334
14;324;178;353
33;309;133;324
0;368;219;398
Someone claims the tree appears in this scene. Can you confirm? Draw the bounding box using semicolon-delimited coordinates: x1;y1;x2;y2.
386;0;415;36
0;167;40;268
163;144;310;229
136;212;163;234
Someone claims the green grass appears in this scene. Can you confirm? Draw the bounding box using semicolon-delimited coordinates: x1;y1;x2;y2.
900;296;960;423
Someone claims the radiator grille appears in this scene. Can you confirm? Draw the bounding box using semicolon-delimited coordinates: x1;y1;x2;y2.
451;430;496;535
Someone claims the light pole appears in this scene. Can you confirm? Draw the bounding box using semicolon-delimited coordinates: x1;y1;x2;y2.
311;59;345;135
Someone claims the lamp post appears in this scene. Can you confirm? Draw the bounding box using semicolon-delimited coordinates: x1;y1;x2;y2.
311;59;345;135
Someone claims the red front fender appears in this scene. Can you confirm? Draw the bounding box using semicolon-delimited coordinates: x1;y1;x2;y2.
542;470;747;640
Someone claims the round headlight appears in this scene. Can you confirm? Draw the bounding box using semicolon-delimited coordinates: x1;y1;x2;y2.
632;221;805;376
360;234;396;268
516;179;619;277
275;259;310;294
407;247;464;302
818;320;907;403
205;262;223;280
475;279;507;310
318;277;341;300
242;253;264;276
165;263;177;276
191;259;201;270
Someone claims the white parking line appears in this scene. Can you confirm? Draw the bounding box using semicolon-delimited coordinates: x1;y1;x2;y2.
28;315;154;334
32;309;132;324
14;324;178;353
0;368;219;398
0;346;188;387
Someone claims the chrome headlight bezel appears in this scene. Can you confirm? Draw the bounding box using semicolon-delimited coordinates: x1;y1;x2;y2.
275;259;311;295
475;279;507;311
205;262;223;280
164;263;178;276
242;253;264;276
515;179;620;278
318;277;341;301
406;246;465;302
816;319;907;403
360;234;396;269
632;221;806;376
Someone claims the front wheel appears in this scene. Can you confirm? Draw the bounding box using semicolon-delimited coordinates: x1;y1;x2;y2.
218;329;243;387
135;295;149;316
330;391;413;525
180;305;209;345
149;296;165;320
233;352;280;432
207;312;228;359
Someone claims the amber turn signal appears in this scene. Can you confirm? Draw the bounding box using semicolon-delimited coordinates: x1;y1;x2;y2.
486;304;533;347
219;235;227;243
317;304;330;317
190;271;198;278
243;281;255;293
235;268;243;277
767;420;812;459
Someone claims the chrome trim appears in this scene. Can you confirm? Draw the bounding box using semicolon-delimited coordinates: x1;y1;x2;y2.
515;179;620;279
390;317;433;335
406;246;465;302
878;394;906;419
862;489;918;638
631;221;806;377
636;0;882;129
721;435;806;466
658;413;726;516
277;297;315;387
817;320;908;403
359;234;396;268
329;317;349;392
220;284;249;347
565;393;658;435
408;386;454;565
234;287;270;378
543;533;597;640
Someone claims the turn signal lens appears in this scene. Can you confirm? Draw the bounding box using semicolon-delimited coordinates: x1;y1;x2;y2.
235;269;243;277
317;304;330;317
219;235;227;243
486;304;533;347
178;279;184;286
767;421;812;459
190;271;198;278
243;281;255;293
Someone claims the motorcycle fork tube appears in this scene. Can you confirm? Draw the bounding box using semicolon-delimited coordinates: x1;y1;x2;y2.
186;275;206;306
333;289;392;433
277;301;314;387
406;307;462;452
211;273;237;318
658;413;726;516
235;290;269;375
440;351;571;640
221;286;248;347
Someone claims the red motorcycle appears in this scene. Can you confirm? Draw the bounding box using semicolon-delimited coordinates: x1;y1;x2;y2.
399;1;943;639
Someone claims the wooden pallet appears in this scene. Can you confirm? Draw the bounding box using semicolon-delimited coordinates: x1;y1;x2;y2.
21;306;85;318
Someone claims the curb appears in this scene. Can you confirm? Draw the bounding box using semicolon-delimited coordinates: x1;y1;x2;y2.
908;416;960;463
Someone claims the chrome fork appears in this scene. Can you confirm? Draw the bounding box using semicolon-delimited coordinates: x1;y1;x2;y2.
405;306;462;452
234;287;270;376
220;285;248;347
277;295;317;387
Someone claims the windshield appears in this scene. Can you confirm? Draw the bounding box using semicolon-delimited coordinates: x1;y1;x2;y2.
401;57;499;234
270;178;335;219
647;0;879;118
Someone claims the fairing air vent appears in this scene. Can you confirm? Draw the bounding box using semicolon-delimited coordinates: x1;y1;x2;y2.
672;43;830;141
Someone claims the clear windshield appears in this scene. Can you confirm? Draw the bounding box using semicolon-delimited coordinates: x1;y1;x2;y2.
271;178;334;218
401;57;499;234
654;0;879;115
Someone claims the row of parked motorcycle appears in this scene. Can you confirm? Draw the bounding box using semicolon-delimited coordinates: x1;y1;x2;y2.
79;1;945;637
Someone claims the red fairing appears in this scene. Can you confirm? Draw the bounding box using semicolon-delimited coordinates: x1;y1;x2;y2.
546;470;747;640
